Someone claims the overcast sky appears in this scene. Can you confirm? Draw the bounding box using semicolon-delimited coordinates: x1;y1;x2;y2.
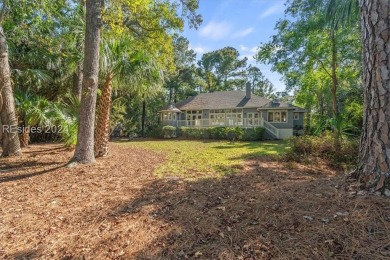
182;0;287;91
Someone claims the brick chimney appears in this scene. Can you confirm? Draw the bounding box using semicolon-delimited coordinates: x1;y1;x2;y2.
246;82;251;99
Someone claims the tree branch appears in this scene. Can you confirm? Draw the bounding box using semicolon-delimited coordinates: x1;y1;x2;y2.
318;59;332;78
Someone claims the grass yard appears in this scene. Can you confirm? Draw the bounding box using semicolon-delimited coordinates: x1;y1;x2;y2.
122;140;286;178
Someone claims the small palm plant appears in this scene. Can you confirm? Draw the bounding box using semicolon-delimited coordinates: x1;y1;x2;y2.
49;95;80;148
15;91;53;147
15;90;80;148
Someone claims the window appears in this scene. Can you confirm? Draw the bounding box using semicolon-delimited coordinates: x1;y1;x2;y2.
293;112;299;120
210;109;243;126
247;112;261;126
268;111;287;123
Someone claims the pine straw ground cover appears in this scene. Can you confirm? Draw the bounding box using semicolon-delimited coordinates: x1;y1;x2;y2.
0;140;389;259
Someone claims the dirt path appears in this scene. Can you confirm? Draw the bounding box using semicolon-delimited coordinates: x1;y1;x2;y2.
0;143;389;259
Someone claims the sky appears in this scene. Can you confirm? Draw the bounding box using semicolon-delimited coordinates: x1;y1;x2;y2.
181;0;287;91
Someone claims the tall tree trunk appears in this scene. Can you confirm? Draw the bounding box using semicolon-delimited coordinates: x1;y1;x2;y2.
72;64;83;99
330;28;341;148
353;0;390;191
169;86;173;103
330;29;339;119
141;95;146;137
0;25;21;157
94;73;113;157
72;0;102;164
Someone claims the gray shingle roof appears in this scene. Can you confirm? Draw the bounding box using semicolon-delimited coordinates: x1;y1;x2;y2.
173;91;270;110
160;104;182;112
160;91;306;112
259;100;306;111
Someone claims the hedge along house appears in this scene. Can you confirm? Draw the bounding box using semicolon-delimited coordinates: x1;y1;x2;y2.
159;83;306;139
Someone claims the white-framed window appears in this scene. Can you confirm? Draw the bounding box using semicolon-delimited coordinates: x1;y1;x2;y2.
210;109;243;126
247;112;261;126
268;110;287;123
293;112;299;120
162;112;168;121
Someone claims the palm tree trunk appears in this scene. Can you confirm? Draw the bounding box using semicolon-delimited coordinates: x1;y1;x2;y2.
19;126;30;147
95;73;113;157
72;0;102;164
0;25;21;156
353;0;390;191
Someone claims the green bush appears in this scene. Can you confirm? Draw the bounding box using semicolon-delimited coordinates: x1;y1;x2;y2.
177;126;265;142
226;126;244;141
179;127;203;139
242;127;265;141
178;126;190;138
162;125;177;138
206;127;228;139
286;131;359;166
148;126;163;138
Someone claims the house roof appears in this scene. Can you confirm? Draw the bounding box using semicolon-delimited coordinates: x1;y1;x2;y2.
258;100;307;112
173;91;270;110
160;91;306;112
160;104;182;113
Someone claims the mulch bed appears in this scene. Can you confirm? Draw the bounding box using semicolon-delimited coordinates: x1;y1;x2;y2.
0;143;389;259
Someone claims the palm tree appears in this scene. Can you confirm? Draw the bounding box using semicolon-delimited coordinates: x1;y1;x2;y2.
94;37;164;157
15;91;52;147
50;95;80;148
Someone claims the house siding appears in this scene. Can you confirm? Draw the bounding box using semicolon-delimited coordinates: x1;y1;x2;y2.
160;107;303;140
243;108;259;117
293;112;304;129
262;109;294;129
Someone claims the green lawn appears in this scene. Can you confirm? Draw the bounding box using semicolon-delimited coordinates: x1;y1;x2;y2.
123;140;286;179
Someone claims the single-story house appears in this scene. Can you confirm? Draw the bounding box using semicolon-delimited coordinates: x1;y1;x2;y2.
159;84;306;139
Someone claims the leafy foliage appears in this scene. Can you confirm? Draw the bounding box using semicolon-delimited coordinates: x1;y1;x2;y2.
285;132;359;166
256;0;362;137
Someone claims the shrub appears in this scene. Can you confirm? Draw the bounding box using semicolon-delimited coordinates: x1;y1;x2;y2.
242;127;265;141
177;126;265;142
178;126;190;138
148;126;163;138
206;127;228;140
189;128;203;139
286;131;359;166
226;127;244;141
254;127;265;141
162;125;177;138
